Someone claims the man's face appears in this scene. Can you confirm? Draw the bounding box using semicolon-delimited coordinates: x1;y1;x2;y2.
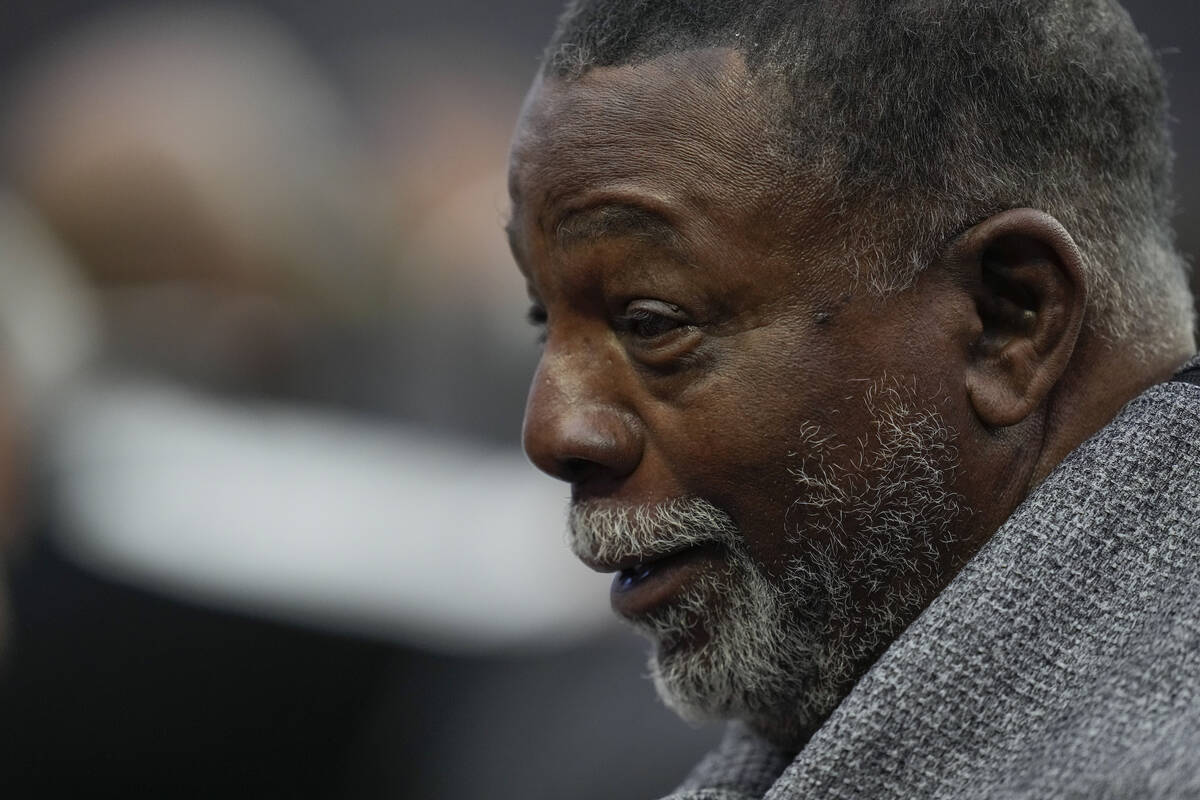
507;48;975;746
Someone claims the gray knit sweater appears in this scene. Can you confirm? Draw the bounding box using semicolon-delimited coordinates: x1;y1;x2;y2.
667;360;1200;799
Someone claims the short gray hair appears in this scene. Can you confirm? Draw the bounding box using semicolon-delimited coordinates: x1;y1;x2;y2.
545;0;1195;355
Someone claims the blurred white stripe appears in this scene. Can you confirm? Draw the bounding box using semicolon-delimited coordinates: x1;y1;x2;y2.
48;376;615;652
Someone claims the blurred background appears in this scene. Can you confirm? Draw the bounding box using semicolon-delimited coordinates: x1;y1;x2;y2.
0;1;1195;798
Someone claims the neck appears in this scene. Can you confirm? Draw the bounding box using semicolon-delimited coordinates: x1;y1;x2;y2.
1030;331;1194;489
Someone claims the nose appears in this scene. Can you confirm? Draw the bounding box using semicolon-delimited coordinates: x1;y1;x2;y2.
522;349;643;487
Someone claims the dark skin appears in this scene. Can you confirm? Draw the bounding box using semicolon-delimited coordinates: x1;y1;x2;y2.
507;47;1190;712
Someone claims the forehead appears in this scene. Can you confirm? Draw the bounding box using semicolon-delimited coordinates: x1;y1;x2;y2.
508;48;816;241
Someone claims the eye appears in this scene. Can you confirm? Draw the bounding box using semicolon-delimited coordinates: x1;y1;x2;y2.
616;299;701;368
618;300;686;339
623;307;681;338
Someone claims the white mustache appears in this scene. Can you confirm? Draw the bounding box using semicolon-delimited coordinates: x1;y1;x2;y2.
567;497;741;566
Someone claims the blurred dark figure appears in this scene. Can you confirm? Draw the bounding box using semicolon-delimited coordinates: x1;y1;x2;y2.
0;5;718;798
0;10;396;794
0;192;91;653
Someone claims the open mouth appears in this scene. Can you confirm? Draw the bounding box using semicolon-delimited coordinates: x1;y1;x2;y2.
615;561;656;591
608;544;723;618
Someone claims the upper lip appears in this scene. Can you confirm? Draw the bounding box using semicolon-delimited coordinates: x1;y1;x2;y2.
578;546;694;574
578;552;654;574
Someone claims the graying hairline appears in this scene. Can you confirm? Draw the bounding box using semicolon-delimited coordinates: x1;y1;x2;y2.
543;36;1194;355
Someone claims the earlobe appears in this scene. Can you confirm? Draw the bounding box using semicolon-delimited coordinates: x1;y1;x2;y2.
944;209;1087;429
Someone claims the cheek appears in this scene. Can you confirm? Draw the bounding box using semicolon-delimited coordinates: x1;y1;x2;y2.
652;327;858;570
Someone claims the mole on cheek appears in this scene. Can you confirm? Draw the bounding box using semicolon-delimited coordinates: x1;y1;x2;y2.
814;293;853;326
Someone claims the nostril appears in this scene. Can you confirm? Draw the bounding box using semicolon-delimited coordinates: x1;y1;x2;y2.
561;456;596;481
523;397;644;484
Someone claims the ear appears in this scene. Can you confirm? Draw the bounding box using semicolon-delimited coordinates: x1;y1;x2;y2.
942;209;1087;429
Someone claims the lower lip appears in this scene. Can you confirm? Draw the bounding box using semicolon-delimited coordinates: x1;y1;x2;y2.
610;545;723;619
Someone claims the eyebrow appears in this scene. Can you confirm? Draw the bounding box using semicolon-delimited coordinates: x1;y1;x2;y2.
553;203;680;250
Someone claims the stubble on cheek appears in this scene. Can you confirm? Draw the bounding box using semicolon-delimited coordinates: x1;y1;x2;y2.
641;376;966;748
782;376;966;683
562;375;964;750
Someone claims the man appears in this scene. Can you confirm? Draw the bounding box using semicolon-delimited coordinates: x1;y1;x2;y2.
506;0;1200;797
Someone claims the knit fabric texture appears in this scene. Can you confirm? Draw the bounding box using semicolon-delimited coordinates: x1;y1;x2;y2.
668;359;1200;799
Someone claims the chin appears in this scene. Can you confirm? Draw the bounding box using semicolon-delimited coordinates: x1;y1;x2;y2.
630;556;841;751
646;632;836;752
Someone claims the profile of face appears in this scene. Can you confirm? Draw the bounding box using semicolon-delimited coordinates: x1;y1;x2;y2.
507;49;1052;748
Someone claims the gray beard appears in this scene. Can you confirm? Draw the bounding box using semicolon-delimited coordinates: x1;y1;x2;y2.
568;377;964;750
